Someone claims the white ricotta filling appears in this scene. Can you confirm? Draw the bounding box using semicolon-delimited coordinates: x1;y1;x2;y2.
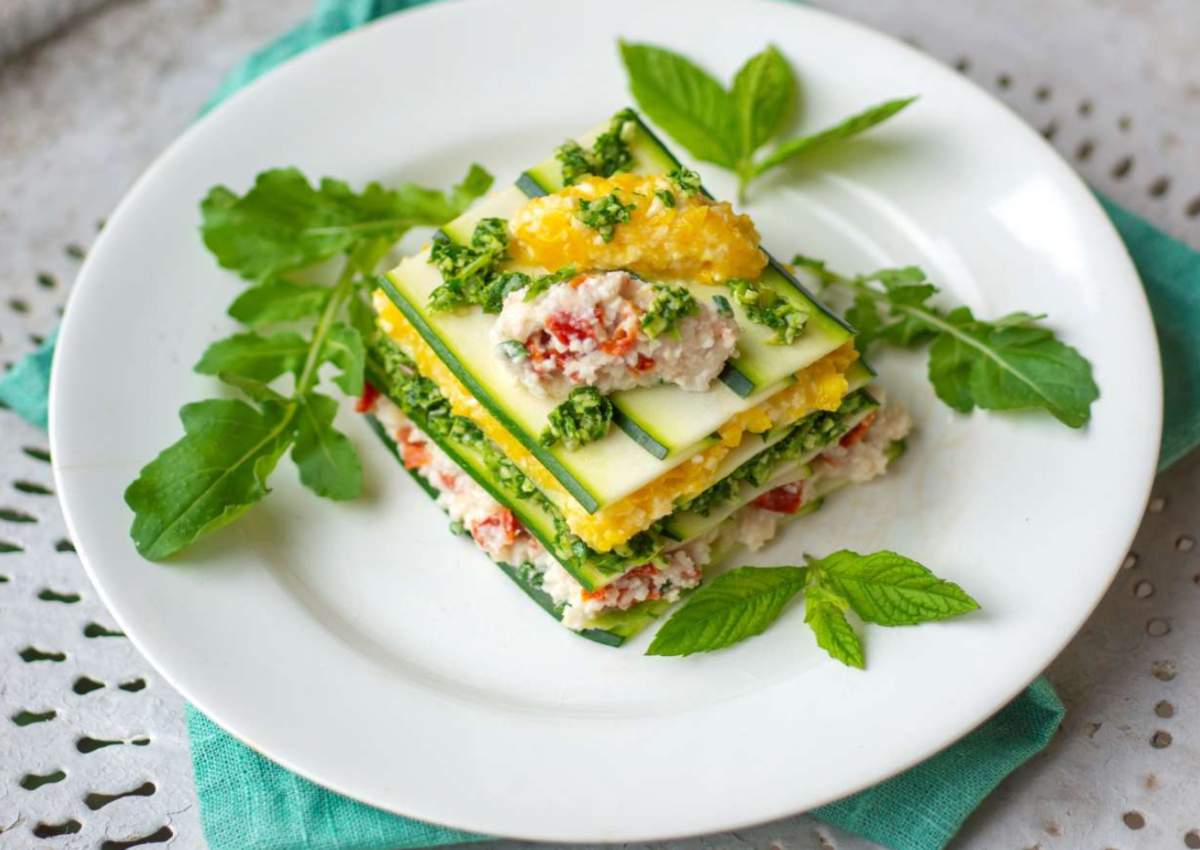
369;394;910;632
490;269;738;399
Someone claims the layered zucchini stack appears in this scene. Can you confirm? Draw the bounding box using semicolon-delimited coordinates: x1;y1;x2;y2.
360;110;909;645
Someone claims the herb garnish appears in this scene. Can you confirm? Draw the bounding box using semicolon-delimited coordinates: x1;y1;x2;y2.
799;259;1100;428
522;265;579;302
646;550;979;665
427;218;522;313
726;277;808;344
577;191;635;242
556;109;637;185
668;166;702;197
123;164;491;560
539;387;615;450
619;41;915;201
677;393;872;517
654;189;676;208
641;283;698;339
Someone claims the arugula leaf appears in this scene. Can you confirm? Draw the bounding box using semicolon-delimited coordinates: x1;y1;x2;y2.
927;308;1098;427
618;41;739;168
321;323;365;396
129;165;480;560
200;164;491;281
124;399;293;560
646;566;807;656
806;259;1099;427
754;96;917;174
731;45;795;177
194;331;308;382
292;392;362;500
803;585;865;669
619;41;914;200
806;550;979;626
228;280;331;325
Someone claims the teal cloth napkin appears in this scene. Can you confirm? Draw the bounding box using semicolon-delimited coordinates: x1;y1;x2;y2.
6;2;1199;848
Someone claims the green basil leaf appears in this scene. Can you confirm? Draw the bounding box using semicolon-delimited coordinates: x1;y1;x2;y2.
730;44;795;158
803;585;865;669
194;331;308;382
754;96;917;175
227;280;331;325
292;392;362;501
619;40;739;168
124;399;293;560
809;550;979;626
646;566;807;656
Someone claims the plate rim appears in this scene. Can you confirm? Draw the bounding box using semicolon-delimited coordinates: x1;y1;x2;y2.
49;0;1163;840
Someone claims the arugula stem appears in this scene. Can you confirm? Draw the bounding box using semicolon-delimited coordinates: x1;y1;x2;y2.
295;260;357;396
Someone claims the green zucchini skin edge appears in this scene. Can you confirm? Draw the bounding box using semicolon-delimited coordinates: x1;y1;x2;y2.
375;273;603;514
365;411;630;647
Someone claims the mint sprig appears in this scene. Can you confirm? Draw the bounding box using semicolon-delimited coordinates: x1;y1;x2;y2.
800;261;1100;428
125;164;492;560
618;40;914;201
646;550;978;666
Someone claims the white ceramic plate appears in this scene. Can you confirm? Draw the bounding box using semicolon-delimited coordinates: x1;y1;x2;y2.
51;0;1161;841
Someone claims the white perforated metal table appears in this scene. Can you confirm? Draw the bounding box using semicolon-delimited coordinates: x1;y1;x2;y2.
1;2;1197;848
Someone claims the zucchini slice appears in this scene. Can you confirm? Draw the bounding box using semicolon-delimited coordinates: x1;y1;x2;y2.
380;108;858;514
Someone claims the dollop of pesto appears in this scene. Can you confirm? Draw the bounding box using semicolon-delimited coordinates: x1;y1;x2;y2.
576;191;635;242
555;109;637;186
641;284;697;339
726;277;809;344
539;387;614;450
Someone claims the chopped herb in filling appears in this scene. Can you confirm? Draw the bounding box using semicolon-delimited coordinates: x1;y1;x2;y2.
677;391;875;517
366;333;654;576
576;191;635;242
668;166;702;197
641;284;697;339
555;109;637;186
539;387;614;450
655;188;676;208
522;265;578;302
726;277;809;344
427;218;519;313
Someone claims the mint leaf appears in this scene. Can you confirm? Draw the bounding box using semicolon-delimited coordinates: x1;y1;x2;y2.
731;44;795;161
321;323;365;396
755;96;917;175
228;280;331;325
124;399;293;560
808;550;979;626
618;41;738;168
803;585;865;669
292;392;362;500
200;164;491;281
927;307;1098;428
194;331;308;382
646;566;807;656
